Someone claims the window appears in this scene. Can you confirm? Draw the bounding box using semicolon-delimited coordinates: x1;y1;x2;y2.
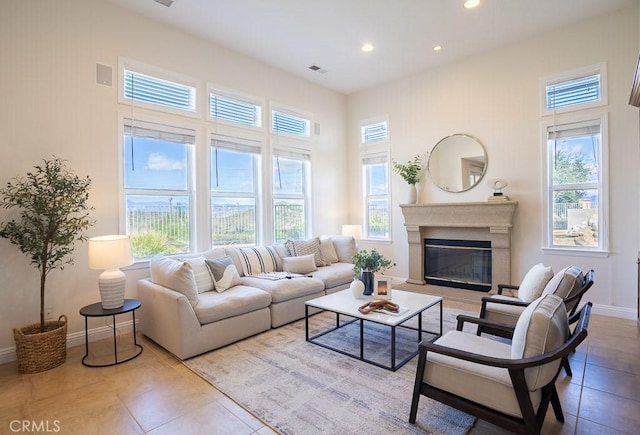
544;116;606;251
209;91;262;128
122;119;195;258
541;63;607;115
362;152;390;239
119;58;198;116
361;118;388;144
271;109;310;137
272;148;310;242
211;136;261;246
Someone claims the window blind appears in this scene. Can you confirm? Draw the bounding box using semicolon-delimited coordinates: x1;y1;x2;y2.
546;74;600;110
210;94;262;127
272;110;310;137
124;70;196;112
361;121;388;144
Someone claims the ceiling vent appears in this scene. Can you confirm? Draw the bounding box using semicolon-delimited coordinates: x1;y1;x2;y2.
308;65;328;74
154;0;174;7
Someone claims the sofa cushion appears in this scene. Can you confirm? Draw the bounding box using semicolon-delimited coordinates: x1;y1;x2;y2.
285;237;326;267
319;238;339;264
234;246;280;276
240;275;325;303
517;263;553;302
542;266;583;299
149;256;199;307
205;256;242;292
179;256;214;294
193;285;272;324
512;294;568;390
282;254;317;275
309;262;355;289
326;235;356;263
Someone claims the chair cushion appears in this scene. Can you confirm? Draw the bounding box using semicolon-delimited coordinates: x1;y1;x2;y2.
205;256;242;292
511;294;569;390
149;256;199;307
282;254;317;274
517;263;554;302
482;295;527;326
424;331;541;418
541;266;583;299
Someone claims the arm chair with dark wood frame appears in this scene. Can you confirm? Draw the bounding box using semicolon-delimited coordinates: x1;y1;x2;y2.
477;267;593;340
409;296;591;435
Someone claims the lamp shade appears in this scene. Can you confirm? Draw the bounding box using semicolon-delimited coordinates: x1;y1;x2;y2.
88;235;134;270
341;224;362;240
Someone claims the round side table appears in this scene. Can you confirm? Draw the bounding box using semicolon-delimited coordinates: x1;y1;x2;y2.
79;299;143;367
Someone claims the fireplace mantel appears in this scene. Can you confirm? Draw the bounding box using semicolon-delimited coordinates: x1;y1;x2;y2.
400;201;518;288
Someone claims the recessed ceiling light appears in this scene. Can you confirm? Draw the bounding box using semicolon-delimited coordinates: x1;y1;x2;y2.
361;43;374;53
463;0;480;8
433;45;442;52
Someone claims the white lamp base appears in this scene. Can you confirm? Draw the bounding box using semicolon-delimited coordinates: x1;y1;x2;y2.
98;269;126;309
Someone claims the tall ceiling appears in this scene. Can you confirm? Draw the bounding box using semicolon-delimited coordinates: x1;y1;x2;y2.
106;0;637;94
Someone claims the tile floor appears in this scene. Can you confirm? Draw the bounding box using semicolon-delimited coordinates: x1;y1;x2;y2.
0;299;638;435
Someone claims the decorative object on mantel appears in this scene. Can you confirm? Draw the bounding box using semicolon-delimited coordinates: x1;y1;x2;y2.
487;178;510;201
352;249;395;296
392;154;425;204
0;157;94;373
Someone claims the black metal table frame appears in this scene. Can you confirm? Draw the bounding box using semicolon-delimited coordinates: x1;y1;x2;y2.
305;299;442;371
80;299;143;367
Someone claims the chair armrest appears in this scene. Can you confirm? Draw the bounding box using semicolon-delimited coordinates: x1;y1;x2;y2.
481;296;530;308
497;283;519;295
456;314;515;336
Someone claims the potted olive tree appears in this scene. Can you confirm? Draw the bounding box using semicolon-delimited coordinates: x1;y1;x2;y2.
392;154;424;204
0;157;94;373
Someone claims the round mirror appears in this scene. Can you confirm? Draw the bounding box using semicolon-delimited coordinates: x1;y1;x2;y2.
428;134;487;192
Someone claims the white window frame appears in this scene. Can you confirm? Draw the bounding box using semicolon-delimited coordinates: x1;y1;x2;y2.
361;149;391;241
118;112;200;258
209;133;263;247
118;57;201;119
540;63;607;116
207;85;264;130
271;144;312;242
360;116;389;145
541;112;609;256
270;103;312;140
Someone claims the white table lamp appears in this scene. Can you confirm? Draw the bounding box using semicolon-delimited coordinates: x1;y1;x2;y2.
88;235;134;309
341;224;362;241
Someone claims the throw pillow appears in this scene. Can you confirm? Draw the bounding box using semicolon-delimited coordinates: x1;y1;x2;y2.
235;246;280;276
517;263;554;302
205;256;242;292
179;256;215;293
285;237;326;267
149;256;199;307
282;254;317;275
319;238;339;264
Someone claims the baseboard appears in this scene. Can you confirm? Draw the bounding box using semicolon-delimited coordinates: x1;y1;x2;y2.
591;303;637;320
0;319;136;365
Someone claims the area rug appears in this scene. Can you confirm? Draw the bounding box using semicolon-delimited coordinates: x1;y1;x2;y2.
183;307;478;435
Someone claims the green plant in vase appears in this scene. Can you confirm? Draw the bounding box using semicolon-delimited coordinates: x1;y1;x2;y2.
392;154;425;204
352;248;394;296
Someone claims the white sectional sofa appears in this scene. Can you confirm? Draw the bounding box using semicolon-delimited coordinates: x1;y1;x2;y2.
137;235;356;359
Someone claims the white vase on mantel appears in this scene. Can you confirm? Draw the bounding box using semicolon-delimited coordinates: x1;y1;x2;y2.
407;184;417;204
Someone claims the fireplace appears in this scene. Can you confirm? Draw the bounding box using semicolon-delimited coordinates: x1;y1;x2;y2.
424;238;492;292
400;201;517;290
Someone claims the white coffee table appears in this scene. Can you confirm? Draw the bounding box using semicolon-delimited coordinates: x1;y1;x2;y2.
305;289;442;371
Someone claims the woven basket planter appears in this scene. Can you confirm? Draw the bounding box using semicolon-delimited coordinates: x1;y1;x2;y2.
13;314;68;374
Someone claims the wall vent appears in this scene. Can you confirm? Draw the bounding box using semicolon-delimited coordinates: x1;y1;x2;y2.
308;65;328;74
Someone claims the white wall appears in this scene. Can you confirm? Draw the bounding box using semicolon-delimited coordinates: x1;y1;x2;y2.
348;5;639;318
0;0;347;353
